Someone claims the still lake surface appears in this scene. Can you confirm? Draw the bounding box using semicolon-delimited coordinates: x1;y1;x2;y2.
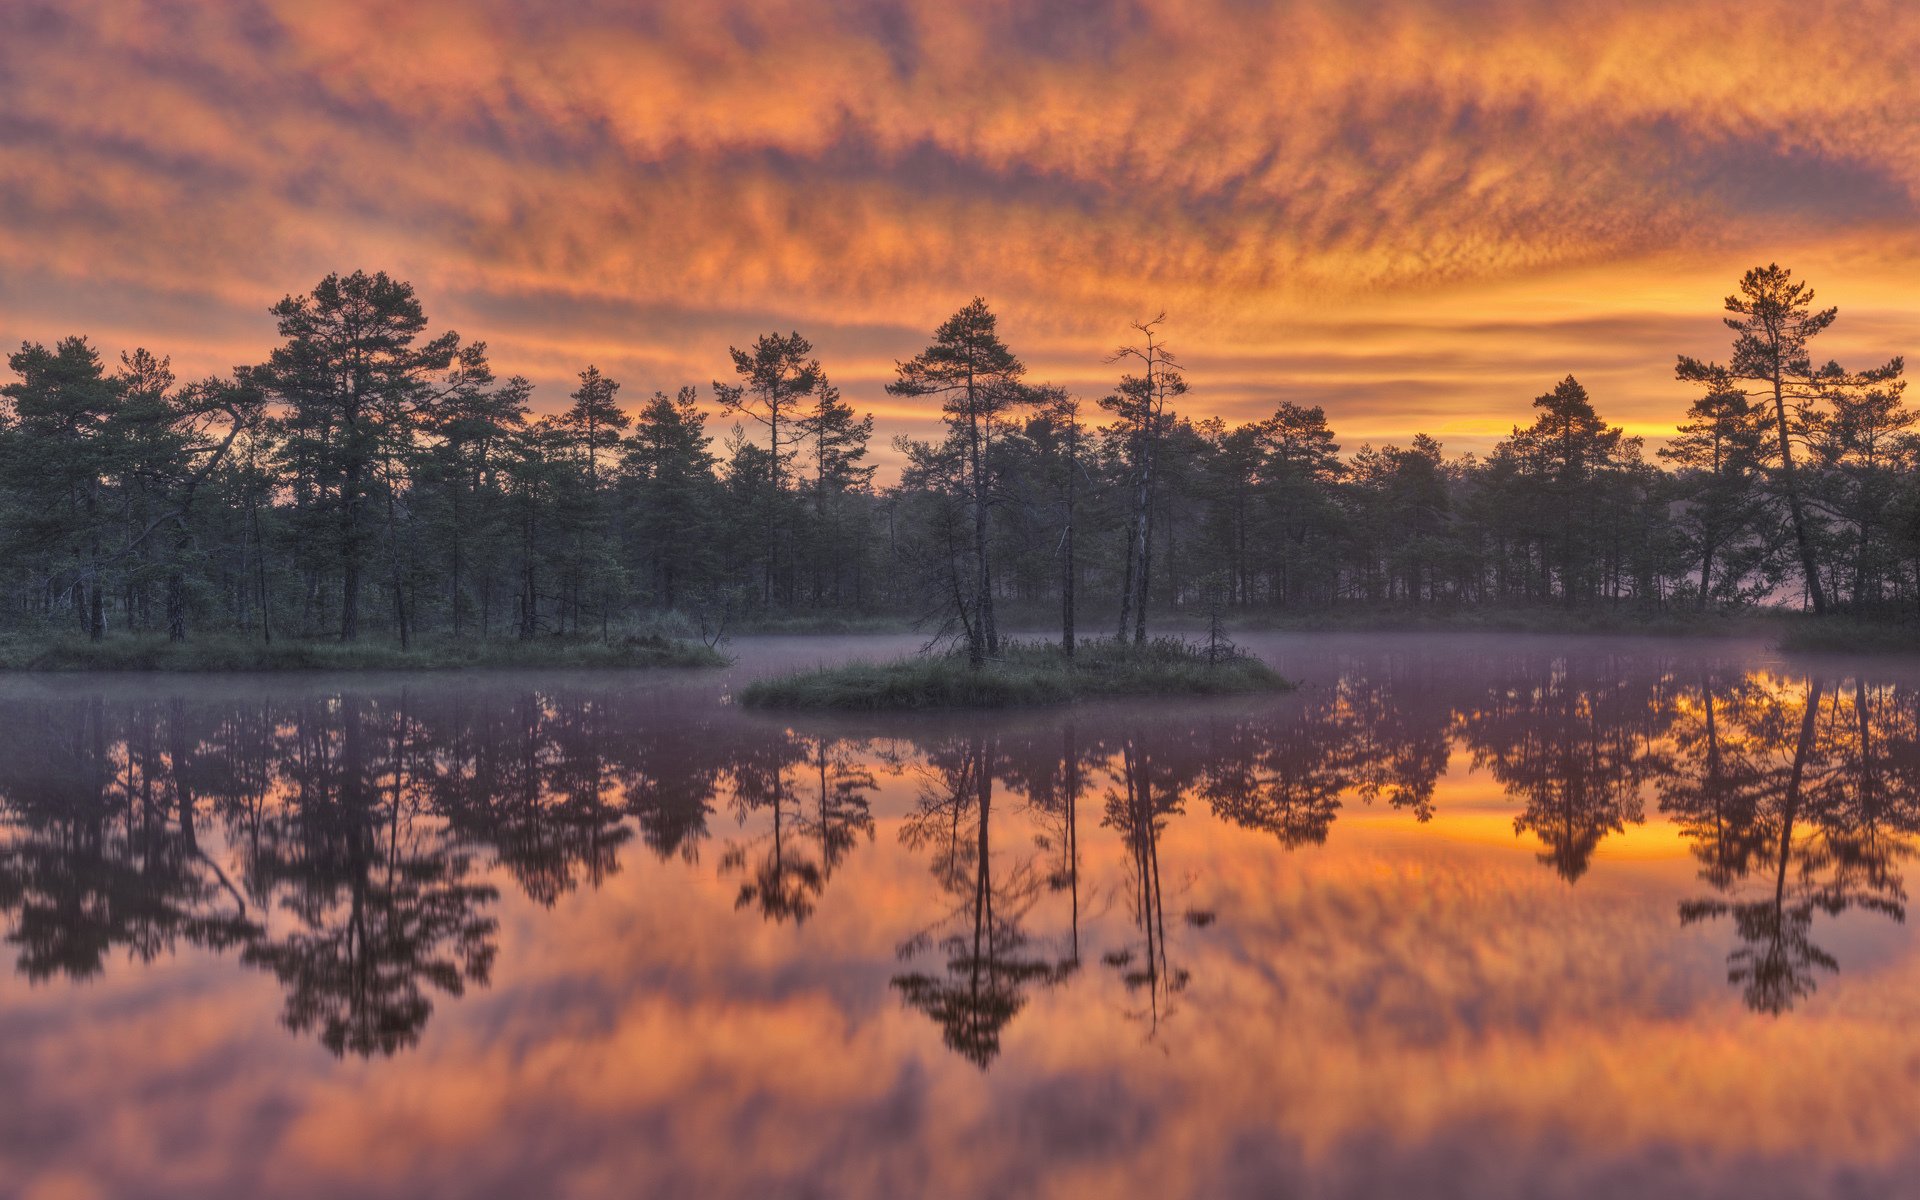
3;633;1918;1199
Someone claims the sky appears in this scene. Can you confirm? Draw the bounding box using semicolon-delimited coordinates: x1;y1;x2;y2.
2;0;1918;463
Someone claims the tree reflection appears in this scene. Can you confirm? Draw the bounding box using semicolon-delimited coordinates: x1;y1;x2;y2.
718;734;878;925
1457;655;1669;881
1018;721;1092;969
4;651;1920;1067
1670;674;1920;1013
893;733;1067;1067
238;695;497;1056
801;736;877;885
431;692;633;907
1102;736;1194;1035
1200;658;1448;845
0;698;257;980
0;683;874;1055
721;734;823;923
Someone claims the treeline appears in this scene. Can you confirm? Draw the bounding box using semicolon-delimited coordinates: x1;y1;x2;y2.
1;264;1913;648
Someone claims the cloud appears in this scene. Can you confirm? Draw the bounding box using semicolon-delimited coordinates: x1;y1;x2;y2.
0;0;1916;456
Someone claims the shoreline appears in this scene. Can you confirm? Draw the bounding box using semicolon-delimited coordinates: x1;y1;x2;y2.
0;634;729;673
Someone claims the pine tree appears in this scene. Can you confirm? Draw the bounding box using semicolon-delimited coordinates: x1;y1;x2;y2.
888;299;1026;664
0;337;122;638
564;365;629;489
1506;376;1621;605
1104;315;1185;643
623;387;720;610
260;270;488;640
715;333;820;606
796;380;875;605
1678;265;1899;614
1660;367;1769;609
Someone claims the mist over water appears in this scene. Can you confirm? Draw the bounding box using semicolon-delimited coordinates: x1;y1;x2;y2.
3;633;1918;1199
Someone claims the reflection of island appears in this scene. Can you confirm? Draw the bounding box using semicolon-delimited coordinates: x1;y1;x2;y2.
722;735;875;924
893;733;1068;1067
1102;736;1194;1032
1666;675;1920;1013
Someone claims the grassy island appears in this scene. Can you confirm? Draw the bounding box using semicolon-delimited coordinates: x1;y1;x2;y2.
739;637;1291;710
0;633;728;673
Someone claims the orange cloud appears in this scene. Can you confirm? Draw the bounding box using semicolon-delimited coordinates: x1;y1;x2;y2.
1;0;1916;460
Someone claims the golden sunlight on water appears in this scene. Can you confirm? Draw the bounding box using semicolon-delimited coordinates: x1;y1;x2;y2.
1;634;1918;1198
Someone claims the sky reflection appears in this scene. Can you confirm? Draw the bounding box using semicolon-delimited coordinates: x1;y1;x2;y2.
2;635;1919;1197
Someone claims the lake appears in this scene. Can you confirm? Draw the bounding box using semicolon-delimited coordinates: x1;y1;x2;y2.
2;633;1917;1199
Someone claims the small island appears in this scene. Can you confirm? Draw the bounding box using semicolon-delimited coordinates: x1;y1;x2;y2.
740;637;1291;710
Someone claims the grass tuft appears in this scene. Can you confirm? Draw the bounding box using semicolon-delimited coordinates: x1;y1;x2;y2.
0;633;729;672
739;637;1291;710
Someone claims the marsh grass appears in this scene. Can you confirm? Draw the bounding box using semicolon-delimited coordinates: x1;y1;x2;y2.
0;633;729;672
739;637;1290;710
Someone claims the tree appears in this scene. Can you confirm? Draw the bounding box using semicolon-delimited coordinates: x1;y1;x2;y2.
1346;435;1453;605
1198;420;1265;607
715;332;821;605
0;337;122;638
796;381;876;606
561;365;630;490
1678;265;1902;614
500;416;579;639
1258;403;1344;607
889;299;1026;665
1105;315;1186;643
261;270;488;640
1028;387;1083;656
554;366;631;637
419;375;532;637
1813;369;1915;611
1504;376;1623;606
623;387;720;610
1660;366;1770;609
135;366;258;640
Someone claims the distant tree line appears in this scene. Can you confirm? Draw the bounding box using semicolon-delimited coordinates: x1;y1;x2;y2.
0;263;1913;647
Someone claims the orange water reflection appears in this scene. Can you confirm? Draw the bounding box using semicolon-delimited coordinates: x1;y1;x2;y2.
2;635;1919;1198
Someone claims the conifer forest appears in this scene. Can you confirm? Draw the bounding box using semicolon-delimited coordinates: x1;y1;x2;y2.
4;264;1910;656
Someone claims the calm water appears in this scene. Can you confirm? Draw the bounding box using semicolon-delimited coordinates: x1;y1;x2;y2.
3;633;1919;1199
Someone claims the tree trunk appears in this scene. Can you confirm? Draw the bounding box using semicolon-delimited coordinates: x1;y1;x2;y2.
1134;495;1153;645
88;573;105;642
971;416;998;659
341;458;362;641
1061;428;1076;659
166;571;187;641
1128;430;1156;644
1770;373;1827;614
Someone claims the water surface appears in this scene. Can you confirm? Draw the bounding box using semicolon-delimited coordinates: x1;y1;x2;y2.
3;633;1918;1199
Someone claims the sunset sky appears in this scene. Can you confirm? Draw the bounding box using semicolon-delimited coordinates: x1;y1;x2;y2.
3;0;1917;461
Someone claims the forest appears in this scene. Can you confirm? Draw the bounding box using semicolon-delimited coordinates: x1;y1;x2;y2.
0;263;1913;656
